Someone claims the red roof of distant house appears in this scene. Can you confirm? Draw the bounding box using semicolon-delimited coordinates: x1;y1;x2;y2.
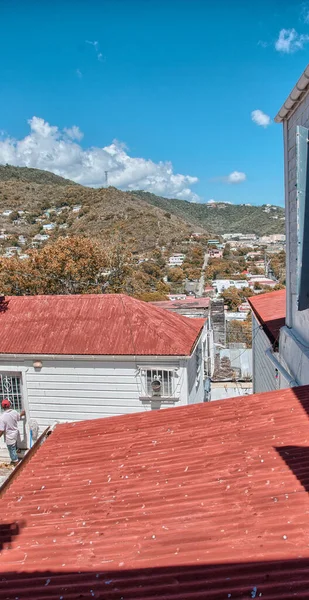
0;294;204;356
248;278;276;286
151;297;210;310
248;288;286;344
2;385;309;598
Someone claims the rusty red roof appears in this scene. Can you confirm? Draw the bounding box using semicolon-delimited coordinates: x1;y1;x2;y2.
2;386;309;598
248;288;286;344
0;294;204;356
151;297;210;310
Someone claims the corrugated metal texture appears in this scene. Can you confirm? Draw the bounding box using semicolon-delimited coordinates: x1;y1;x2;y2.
249;289;286;345
2;387;309;598
252;313;280;393
151;298;210;310
0;294;203;356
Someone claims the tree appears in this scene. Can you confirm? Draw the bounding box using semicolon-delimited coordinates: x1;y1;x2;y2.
136;291;169;302
220;287;242;311
227;314;252;347
223;243;231;258
0;236;112;295
186;267;201;281
167;267;185;282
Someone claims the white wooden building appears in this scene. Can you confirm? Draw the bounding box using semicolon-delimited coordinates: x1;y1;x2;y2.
0;293;207;458
249;63;309;393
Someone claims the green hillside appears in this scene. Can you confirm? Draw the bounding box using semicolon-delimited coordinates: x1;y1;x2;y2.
132;191;285;236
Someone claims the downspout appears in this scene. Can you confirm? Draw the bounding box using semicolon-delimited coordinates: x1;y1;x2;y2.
283;118;292;328
265;348;298;387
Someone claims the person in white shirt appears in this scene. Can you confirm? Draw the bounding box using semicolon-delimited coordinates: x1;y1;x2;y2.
0;399;25;465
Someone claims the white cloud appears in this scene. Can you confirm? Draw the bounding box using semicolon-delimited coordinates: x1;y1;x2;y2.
301;2;309;23
63;126;84;141
275;28;309;53
251;109;272;127
86;40;104;62
76;69;83;78
258;40;269;48
225;171;246;184
0;117;200;201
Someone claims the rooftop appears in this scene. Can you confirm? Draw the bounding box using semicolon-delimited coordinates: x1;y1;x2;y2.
275;63;309;122
248;288;286;345
151;297;210;310
0;294;204;357
2;386;309;598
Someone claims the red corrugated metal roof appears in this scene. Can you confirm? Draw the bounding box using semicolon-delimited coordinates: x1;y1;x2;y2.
248;289;286;344
2;386;309;598
151;297;210;310
0;294;204;356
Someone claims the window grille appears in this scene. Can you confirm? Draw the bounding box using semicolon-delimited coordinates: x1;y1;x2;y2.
146;369;174;397
0;374;22;411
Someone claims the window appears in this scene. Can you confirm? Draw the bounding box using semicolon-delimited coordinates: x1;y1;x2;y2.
146;369;173;397
0;374;22;411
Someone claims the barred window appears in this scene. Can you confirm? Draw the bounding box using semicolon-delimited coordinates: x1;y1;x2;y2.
146;369;174;397
0;374;22;411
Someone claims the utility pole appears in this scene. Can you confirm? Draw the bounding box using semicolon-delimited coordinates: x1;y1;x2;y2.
104;171;109;187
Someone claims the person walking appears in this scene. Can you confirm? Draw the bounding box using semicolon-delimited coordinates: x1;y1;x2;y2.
0;399;25;465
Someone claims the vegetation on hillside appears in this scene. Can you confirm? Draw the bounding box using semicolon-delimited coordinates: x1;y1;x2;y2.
0;164;77;186
0;236;169;298
133;191;285;236
0;181;192;253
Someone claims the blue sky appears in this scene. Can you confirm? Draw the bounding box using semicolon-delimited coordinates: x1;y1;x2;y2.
1;0;309;205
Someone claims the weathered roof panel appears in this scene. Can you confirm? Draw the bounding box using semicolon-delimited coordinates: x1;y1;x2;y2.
0;294;204;356
248;289;286;344
2;386;309;597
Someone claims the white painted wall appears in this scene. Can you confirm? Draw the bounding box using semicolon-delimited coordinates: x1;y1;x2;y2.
278;88;309;383
0;345;205;454
252;314;280;393
285;91;309;340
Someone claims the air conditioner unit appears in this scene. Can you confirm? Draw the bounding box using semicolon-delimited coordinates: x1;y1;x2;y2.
151;377;162;396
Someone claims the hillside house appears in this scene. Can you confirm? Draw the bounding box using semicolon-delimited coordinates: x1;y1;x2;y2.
0;294;207;459
212;279;249;294
168;253;185;266
42;223;56;231
208;248;223;258
151;296;210;319
250;64;309;393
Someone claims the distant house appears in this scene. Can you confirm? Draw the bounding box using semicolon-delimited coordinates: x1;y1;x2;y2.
2;210;12;217
208;248;223;258
72;205;82;213
0;294;207;459
212;279;249;294
168;253;185;267
33;234;50;241
151;296;210;319
248;278;277;289
42;223;56;231
167;294;187;301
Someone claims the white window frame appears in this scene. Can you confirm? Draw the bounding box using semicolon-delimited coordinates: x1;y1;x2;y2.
138;367;179;401
0;372;23;412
